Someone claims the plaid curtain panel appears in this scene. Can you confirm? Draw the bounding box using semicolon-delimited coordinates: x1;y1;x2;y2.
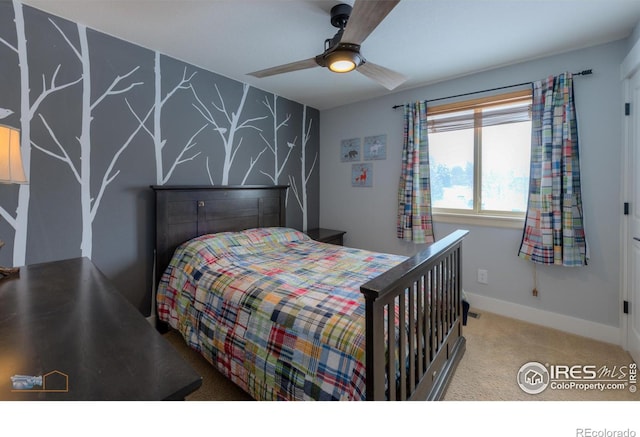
518;73;588;266
397;101;434;244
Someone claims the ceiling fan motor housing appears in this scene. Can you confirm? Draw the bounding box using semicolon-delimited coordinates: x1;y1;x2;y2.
330;3;352;29
320;3;363;72
325;3;352;51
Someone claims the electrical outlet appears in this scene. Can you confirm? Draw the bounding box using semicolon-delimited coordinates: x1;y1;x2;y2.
477;269;488;284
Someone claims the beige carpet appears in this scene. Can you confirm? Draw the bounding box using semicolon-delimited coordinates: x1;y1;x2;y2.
443;310;637;401
164;309;638;401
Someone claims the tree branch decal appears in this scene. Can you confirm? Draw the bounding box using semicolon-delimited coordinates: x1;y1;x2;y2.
289;105;317;231
29;64;82;119
134;53;205;185
0;3;83;266
191;82;266;184
259;94;295;184
32;21;145;258
32;114;81;183
162;124;206;184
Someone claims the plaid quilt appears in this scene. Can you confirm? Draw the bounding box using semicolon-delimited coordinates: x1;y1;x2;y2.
157;227;407;400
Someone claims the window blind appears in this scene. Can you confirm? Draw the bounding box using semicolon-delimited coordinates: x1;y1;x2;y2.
427;100;532;133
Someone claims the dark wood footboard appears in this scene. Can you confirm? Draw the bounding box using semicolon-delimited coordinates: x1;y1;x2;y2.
361;229;468;401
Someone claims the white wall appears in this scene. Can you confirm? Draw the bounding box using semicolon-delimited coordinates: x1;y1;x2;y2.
627;20;640;52
320;40;627;343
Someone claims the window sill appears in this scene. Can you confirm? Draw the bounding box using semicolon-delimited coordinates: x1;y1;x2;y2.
432;212;524;229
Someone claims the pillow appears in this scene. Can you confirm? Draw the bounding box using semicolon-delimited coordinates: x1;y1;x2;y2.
242;227;310;245
184;227;309;255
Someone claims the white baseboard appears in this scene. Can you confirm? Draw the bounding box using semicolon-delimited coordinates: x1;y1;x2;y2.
464;291;621;346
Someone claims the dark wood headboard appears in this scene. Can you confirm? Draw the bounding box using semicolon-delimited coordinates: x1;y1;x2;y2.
151;185;288;285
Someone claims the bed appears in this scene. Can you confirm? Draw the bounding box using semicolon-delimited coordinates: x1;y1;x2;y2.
152;185;468;401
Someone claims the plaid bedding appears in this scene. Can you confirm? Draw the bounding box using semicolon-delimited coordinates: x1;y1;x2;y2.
157;227;407;400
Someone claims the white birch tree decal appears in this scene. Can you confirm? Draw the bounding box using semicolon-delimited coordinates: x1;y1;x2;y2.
127;52;205;185
31;21;143;258
289;105;317;231
191;82;267;184
259;95;295;185
0;1;82;266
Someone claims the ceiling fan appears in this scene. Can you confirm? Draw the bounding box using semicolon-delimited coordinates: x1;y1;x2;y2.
247;0;407;90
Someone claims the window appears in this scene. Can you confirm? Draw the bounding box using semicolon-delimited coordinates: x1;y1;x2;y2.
427;90;532;222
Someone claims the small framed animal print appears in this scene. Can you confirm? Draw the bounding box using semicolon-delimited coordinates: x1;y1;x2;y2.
341;138;361;162
352;163;372;187
364;134;386;160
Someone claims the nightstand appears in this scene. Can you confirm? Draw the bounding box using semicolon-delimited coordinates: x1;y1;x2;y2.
306;228;346;246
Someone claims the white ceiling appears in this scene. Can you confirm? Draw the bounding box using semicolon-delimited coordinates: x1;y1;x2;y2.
20;0;640;110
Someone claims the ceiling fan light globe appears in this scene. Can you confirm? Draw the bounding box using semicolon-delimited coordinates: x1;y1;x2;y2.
329;59;356;73
326;49;361;73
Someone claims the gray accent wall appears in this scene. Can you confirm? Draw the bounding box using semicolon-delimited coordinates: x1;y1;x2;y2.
320;40;627;331
0;2;319;315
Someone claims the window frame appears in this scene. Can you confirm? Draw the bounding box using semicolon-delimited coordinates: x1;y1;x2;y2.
427;89;532;227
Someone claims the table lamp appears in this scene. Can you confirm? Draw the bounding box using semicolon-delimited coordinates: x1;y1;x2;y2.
0;124;28;278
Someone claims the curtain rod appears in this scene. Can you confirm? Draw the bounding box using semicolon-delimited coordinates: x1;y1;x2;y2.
391;69;593;110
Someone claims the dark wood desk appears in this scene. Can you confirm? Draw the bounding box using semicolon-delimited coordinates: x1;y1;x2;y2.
0;257;202;400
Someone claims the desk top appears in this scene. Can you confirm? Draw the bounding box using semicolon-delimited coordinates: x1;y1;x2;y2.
0;257;202;400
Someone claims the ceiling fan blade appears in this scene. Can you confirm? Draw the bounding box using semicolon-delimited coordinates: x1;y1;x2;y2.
341;0;401;45
358;61;407;90
247;57;319;78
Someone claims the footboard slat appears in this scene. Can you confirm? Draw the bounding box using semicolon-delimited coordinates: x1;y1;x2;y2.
444;255;450;331
416;278;425;378
431;266;438;357
408;284;416;395
437;261;443;346
398;292;407;400
361;229;468;401
386;299;396;401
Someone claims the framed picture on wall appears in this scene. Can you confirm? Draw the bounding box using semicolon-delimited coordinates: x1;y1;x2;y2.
352;163;372;187
341;137;361;162
363;134;387;160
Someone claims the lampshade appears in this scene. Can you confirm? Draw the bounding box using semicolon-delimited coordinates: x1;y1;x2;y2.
0;125;27;184
327;49;362;73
